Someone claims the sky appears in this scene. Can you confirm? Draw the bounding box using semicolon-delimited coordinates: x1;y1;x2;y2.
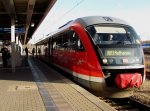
29;0;150;44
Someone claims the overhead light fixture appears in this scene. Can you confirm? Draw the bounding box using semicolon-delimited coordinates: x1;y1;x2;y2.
31;23;35;27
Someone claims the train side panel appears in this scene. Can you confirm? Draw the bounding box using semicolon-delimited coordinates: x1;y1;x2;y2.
49;22;105;90
70;22;105;90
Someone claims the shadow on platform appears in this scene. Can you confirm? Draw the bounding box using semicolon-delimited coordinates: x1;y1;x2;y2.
0;56;34;82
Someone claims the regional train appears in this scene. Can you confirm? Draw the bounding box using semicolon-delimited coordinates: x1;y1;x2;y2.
36;16;145;98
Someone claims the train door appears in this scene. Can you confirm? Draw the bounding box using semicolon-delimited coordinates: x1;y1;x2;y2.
72;32;90;87
43;42;49;62
49;38;53;64
67;31;77;79
61;32;70;69
52;37;59;64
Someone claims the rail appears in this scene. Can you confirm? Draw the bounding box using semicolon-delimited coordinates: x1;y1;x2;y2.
99;97;150;111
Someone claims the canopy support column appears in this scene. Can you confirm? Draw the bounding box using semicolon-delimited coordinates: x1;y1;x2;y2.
11;19;16;73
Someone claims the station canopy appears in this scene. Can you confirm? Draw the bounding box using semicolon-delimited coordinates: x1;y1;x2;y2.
0;0;56;44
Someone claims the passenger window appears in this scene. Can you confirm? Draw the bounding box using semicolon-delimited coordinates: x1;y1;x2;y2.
52;31;84;51
53;38;57;50
62;33;70;50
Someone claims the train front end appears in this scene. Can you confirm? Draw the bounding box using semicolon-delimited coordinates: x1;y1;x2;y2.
86;24;145;98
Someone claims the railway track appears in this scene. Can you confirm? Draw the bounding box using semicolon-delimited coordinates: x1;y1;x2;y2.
99;97;150;111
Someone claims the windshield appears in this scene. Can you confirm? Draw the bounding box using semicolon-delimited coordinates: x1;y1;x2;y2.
86;25;141;45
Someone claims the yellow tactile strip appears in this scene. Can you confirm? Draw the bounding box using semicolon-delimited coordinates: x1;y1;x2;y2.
44;82;101;111
0;80;46;111
28;60;59;111
44;83;73;111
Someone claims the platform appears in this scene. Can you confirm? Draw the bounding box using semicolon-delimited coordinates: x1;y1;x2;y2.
0;56;116;111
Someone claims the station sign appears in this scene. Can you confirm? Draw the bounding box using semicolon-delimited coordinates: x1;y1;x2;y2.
0;27;25;34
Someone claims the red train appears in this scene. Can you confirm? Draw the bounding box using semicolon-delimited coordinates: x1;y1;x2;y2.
36;16;145;98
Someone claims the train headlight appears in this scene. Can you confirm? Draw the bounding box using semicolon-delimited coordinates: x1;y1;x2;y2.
103;58;108;64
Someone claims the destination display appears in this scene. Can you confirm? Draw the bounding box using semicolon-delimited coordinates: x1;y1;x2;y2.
105;49;133;57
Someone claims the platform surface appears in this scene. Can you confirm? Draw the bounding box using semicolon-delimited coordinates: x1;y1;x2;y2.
0;57;116;111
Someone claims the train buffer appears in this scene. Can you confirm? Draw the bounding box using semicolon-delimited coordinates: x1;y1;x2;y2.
0;56;116;111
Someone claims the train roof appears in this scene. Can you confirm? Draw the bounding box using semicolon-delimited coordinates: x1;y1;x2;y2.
54;16;130;35
36;16;130;45
74;16;130;27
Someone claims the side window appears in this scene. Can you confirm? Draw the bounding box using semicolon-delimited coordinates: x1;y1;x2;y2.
70;31;84;51
53;38;57;50
56;36;62;49
53;32;70;51
62;33;70;49
52;31;84;51
69;31;76;50
44;44;48;56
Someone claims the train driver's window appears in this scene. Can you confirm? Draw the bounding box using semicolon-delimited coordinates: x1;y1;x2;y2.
72;32;84;51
